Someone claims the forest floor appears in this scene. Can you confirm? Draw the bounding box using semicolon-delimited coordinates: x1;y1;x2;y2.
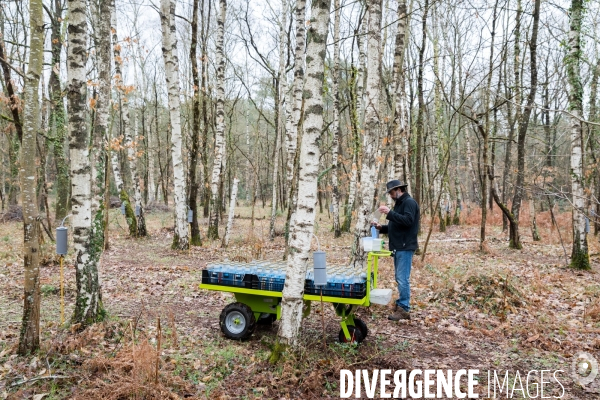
1;203;600;399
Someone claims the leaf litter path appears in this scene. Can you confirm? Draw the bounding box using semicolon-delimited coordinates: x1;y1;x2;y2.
1;210;599;399
97;217;599;399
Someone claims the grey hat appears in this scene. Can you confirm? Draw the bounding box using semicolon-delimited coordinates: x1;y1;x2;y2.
385;179;407;193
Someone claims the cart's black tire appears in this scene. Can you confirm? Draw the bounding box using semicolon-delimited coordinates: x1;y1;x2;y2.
219;302;256;340
257;313;277;326
338;325;364;344
353;318;368;340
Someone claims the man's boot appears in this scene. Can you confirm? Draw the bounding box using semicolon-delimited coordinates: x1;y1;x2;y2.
388;305;410;321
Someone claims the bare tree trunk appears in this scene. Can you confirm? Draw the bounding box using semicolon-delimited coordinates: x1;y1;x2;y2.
330;0;341;238
341;23;362;233
245;104;252;202
284;0;305;207
207;0;227;240
92;0;112;249
432;6;445;233
18;0;43;354
68;0;104;327
589;57;600;236
200;0;212;218
160;0;189;249
270;0;287;240
48;0;70;223
147;112;156;204
127;115;146;236
188;0;202;246
352;0;382;267
222;178;239;247
274;0;331;354
414;0;429;207
478;0;500;248
392;0;410;190
508;0;540;250
110;0;137;236
465;134;480;204
566;0;590;269
0;36;23;144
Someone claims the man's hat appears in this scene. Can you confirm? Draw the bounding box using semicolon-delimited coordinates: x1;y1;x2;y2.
385;179;407;194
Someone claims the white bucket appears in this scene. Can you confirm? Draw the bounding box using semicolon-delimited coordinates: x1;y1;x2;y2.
362;237;373;251
371;239;382;251
369;288;392;305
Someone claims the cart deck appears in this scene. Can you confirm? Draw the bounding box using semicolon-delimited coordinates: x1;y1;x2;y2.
199;250;391;343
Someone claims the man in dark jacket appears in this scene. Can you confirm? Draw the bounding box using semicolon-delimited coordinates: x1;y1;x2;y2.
372;180;420;321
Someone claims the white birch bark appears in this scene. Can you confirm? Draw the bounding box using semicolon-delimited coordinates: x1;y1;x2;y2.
109;0;124;194
109;0;139;236
92;0;112;250
278;0;331;347
284;0;306;202
92;0;111;216
245;104;251;202
357;6;368;126
110;142;124;192
68;0;103;325
270;0;288;240
352;0;383;268
207;0;227;240
18;0;43;354
148;119;156;203
566;0;589;269
160;0;188;249
223;178;239;247
127;113;146;235
331;0;341;237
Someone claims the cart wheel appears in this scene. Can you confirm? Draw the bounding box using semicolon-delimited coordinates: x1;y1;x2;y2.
353;318;369;340
219;302;256;340
257;313;277;325
338;325;364;344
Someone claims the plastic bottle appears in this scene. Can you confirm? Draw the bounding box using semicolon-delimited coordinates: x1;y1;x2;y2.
344;274;353;298
210;264;220;284
371;225;378;238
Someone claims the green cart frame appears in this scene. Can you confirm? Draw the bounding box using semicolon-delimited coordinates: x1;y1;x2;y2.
199;250;391;343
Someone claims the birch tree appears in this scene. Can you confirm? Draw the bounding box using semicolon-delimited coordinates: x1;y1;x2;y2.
273;0;331;356
48;0;70;223
284;0;306;206
352;0;382;267
91;0;111;249
391;0;410;190
330;0;341;238
566;0;590;269
68;0;105;326
110;0;136;237
222;178;239;247
207;0;227;240
160;0;189;249
270;0;287;240
284;0;307;249
18;0;43;355
188;0;202;246
126;115;146;236
342;8;366;232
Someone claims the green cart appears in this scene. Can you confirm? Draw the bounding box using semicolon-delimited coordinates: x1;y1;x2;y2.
199;250;391;343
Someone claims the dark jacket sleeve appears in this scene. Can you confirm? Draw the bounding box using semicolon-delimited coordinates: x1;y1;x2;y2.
386;199;417;227
379;224;389;234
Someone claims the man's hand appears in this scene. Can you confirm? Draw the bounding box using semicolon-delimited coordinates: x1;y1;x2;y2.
378;205;390;214
370;222;382;230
